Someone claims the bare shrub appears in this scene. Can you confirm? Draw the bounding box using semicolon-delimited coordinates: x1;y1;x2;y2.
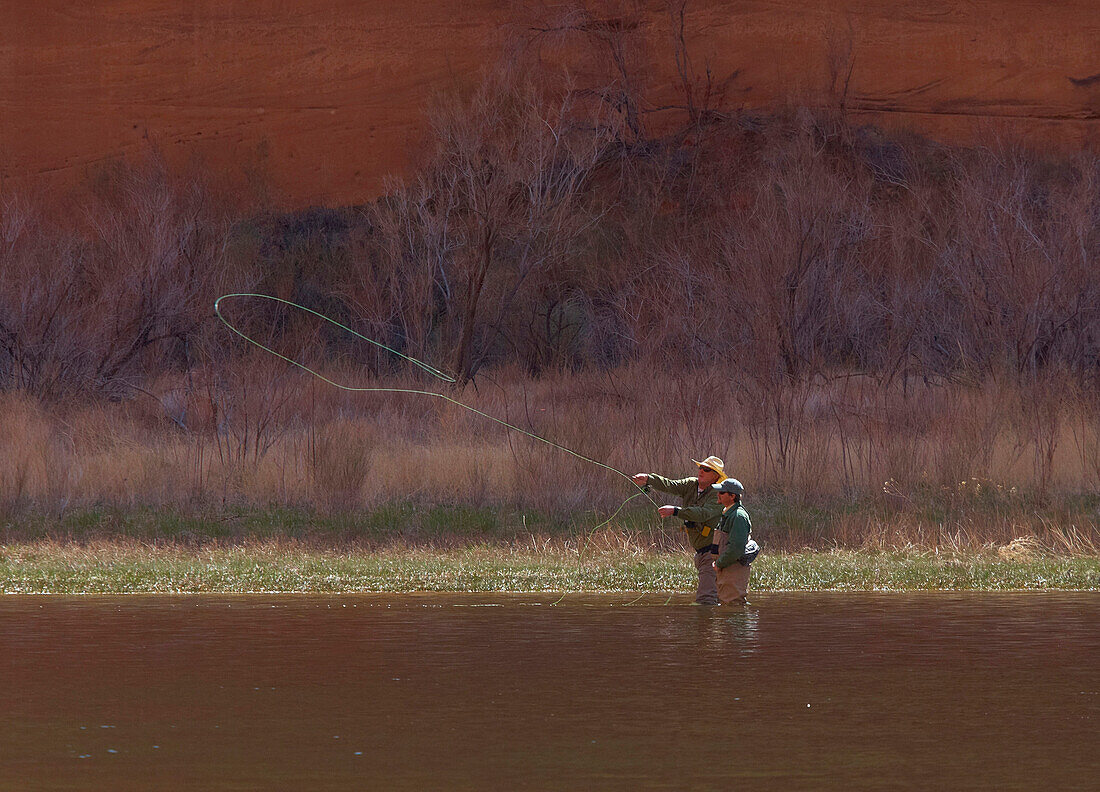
0;198;88;396
0;155;244;399
205;352;305;470
354;64;613;383
943;145;1100;377
523;0;651;148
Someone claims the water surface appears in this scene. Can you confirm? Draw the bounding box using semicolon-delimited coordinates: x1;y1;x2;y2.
2;593;1097;791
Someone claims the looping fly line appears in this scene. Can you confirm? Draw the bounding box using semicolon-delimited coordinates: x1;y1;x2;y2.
213;293;659;525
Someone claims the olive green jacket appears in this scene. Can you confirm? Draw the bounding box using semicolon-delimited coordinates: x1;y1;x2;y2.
645;474;724;551
715;504;752;569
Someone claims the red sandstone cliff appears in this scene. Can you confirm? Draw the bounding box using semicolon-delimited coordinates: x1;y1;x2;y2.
2;1;1099;206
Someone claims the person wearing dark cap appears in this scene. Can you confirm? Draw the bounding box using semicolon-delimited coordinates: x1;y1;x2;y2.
711;477;758;605
632;455;726;605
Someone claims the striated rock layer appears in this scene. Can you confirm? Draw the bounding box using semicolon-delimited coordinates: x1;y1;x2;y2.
3;1;1099;206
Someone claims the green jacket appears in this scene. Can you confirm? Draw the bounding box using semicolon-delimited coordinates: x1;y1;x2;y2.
645;474;723;550
715;504;752;568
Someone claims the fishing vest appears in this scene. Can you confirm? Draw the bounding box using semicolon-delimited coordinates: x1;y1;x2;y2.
681;485;722;551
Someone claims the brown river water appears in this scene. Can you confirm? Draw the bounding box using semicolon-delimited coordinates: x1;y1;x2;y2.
1;593;1098;791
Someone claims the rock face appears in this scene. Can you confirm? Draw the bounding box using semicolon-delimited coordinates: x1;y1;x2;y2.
3;1;1099;206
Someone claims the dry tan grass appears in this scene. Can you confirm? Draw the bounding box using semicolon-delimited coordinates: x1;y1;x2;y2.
1;364;1097;553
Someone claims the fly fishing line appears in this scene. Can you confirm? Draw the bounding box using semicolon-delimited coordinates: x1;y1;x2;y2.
213;293;660;533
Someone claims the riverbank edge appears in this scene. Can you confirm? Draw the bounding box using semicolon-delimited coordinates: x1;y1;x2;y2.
2;542;1098;594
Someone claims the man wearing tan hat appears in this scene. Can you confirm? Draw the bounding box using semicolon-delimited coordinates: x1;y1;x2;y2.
632;456;726;604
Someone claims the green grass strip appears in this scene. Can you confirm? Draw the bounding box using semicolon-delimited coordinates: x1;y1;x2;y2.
2;544;1097;594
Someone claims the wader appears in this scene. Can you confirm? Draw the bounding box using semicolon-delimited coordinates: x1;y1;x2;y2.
693;541;720;605
715;529;750;605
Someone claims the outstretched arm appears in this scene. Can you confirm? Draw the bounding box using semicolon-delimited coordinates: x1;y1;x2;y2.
676;500;722;525
636;473;695;498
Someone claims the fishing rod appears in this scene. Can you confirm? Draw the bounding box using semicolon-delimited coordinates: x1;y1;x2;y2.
213;293;661;528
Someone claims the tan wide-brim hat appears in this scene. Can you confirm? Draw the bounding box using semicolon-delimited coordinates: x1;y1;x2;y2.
691;455;727;481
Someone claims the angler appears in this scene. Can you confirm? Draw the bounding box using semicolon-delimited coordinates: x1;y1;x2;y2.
633;456;726;605
711;477;759;605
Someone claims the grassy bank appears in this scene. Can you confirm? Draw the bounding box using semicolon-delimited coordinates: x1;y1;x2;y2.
3;505;1097;593
3;539;1097;594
